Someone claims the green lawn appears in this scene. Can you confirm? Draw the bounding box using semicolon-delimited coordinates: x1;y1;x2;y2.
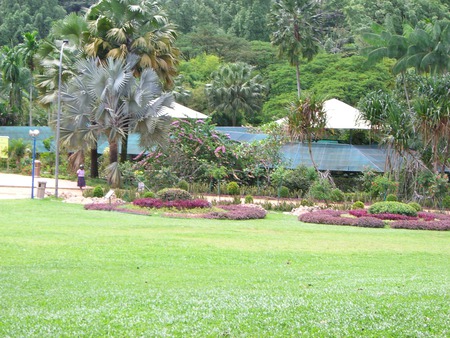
0;199;449;337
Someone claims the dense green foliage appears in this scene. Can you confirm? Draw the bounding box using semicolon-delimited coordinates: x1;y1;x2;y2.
368;201;418;217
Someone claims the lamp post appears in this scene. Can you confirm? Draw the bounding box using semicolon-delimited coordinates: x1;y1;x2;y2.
54;39;68;199
29;129;40;199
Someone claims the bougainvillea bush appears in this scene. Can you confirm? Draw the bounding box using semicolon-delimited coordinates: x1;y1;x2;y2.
133;198;210;210
299;209;450;231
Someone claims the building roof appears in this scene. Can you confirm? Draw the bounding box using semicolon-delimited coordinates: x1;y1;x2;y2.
281;141;385;172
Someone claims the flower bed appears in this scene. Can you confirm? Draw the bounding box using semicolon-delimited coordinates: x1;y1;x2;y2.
133;198;211;210
299;209;450;231
84;203;151;215
203;204;267;220
85;199;267;220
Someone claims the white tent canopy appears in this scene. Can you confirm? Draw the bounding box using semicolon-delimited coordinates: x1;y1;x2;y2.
162;102;208;119
323;98;370;129
276;98;371;130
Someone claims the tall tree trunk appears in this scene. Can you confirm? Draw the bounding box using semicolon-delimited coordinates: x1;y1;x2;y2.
109;140;119;164
120;133;128;163
295;61;301;98
90;146;99;178
307;139;319;172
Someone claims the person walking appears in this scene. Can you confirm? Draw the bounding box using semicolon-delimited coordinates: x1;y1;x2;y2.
77;164;86;191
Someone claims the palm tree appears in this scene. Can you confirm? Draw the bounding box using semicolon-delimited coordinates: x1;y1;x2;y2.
85;0;180;88
268;0;323;98
286;95;326;172
414;75;450;173
0;46;28;125
205;62;266;126
84;0;180;162
17;31;40;126
62;55;173;187
404;19;450;76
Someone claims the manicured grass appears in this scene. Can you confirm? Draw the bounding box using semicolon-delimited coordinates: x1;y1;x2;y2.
1;199;449;337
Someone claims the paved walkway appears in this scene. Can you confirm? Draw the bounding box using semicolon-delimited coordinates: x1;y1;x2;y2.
0;172;81;199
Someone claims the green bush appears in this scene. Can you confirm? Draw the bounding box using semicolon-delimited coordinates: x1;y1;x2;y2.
93;186;104;198
352;201;365;210
143;191;156;198
442;196;450;209
177;180;189;191
407;202;422;212
368;201;417;217
386;194;398;202
330;188;344;202
227;181;240;195
157;188;193;201
244;195;254;204
300;199;315;207
279;186;289;198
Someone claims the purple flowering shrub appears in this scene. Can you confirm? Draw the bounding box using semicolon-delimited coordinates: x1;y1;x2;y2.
391;220;450;231
204;204;267;220
300;208;450;231
355;217;385;228
133;198;210;210
84;203;151;215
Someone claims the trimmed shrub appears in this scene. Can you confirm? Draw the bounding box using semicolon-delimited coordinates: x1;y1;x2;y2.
157;188;193;201
205;204;267;220
349;209;368;217
386;194;398;202
244;195;254;204
133;198;210;210
352;201;365;210
356;217;385;228
177;180;189;191
93;186;104;198
143;191;156;198
227;181;240;195
391;220;450;231
368;201;417;217
408;202;422;212
279;186;290;198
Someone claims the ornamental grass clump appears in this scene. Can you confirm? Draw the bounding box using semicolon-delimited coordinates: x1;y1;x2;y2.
368;201;417;217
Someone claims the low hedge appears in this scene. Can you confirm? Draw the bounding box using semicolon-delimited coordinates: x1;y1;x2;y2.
368;201;417;217
133;198;210;209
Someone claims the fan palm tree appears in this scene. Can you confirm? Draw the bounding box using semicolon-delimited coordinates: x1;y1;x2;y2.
85;0;180;162
268;0;323;98
62;55;173;187
205;62;266;126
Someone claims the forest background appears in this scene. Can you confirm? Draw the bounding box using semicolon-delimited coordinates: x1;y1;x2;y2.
1;0;449;127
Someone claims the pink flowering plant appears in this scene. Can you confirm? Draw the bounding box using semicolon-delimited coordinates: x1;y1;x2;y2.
134;119;238;186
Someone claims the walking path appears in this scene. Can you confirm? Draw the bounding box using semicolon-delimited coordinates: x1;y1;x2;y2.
0;172;82;200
